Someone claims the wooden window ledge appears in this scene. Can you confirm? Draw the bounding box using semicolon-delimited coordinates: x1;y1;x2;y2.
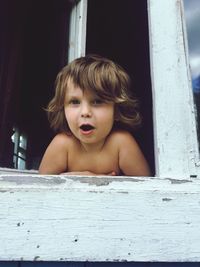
0;174;199;262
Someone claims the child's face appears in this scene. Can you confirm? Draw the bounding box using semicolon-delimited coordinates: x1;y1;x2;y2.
64;80;115;150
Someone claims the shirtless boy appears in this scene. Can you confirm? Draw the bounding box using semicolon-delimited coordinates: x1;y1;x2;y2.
39;55;150;176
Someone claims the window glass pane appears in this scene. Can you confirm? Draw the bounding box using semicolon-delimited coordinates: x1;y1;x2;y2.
183;0;200;145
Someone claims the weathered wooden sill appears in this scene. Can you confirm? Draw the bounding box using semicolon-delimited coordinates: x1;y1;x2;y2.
0;174;200;262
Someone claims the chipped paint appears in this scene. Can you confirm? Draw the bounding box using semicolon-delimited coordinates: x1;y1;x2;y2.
0;175;66;185
68;176;144;186
167;178;192;184
148;0;200;178
162;198;173;202
33;256;40;261
0;174;200;262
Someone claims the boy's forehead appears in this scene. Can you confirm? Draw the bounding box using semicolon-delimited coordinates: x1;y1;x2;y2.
66;85;82;96
65;81;96;98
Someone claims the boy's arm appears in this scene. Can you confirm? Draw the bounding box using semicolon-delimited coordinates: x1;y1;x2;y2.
118;132;151;176
61;171;116;176
39;134;68;174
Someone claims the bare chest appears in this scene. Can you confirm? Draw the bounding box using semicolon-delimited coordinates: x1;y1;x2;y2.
68;149;120;175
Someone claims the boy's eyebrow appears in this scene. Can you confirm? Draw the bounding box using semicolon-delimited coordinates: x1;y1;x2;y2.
65;90;82;98
66;93;79;97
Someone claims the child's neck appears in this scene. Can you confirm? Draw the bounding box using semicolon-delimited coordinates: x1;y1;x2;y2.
79;139;106;153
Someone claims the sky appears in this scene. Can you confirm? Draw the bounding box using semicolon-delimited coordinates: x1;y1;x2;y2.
183;0;200;78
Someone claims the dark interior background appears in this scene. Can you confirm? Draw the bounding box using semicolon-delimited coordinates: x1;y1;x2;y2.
86;0;155;174
0;0;155;174
0;0;71;169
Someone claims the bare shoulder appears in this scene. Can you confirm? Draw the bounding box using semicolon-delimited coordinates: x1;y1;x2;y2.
109;130;137;145
51;132;74;147
111;130;151;176
39;133;73;174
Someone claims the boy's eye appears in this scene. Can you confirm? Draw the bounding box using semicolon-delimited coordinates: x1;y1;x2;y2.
92;99;104;105
69;99;80;105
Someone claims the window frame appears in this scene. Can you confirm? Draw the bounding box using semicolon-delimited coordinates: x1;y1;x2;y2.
0;174;199;261
148;0;200;178
68;0;87;62
1;0;200;179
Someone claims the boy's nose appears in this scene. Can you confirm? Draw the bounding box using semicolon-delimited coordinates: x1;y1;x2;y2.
81;103;92;118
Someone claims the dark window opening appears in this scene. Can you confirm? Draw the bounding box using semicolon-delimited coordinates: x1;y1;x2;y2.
0;0;155;175
86;0;155;174
0;0;72;170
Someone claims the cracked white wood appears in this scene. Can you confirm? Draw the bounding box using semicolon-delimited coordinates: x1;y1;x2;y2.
0;174;200;262
68;0;87;62
148;0;200;178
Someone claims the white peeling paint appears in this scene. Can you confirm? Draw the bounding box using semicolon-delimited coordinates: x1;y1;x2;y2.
148;0;200;178
0;174;200;262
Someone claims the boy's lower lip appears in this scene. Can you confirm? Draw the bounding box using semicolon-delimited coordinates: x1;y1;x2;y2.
80;129;94;135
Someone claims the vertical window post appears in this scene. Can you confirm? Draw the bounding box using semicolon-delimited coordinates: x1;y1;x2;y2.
68;0;88;62
148;0;200;178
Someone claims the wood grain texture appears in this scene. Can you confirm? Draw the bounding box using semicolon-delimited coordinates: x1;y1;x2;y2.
0;175;200;262
148;0;200;177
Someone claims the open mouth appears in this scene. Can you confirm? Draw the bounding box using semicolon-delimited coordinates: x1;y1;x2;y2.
80;124;95;132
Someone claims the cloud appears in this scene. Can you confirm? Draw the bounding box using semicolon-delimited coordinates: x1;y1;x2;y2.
184;0;199;17
185;11;200;54
183;0;200;77
190;55;200;78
